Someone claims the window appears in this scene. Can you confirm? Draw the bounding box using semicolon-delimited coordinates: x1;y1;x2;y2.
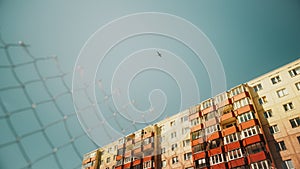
210;153;225;165
182;127;190;135
233;97;251;109
191;117;200;126
162;160;166;167
143;137;154;145
245;142;265;154
263;109;273;119
193;143;206;153
253;84;263;92
205;111;220;121
289;66;300;77
224;133;239;144
171;143;178;151
215;92;228;104
283;102;294;111
196;158;206;168
295;82;300;90
170;120;175;126
205;124;220;135
297;136;300;144
241;126;260;139
181;115;188;122
210;139;222;149
269;124;280;134
183;139;190;147
277;88;288;98
143;161;153;168
251;160;270;169
183;152;192;160
160;125;165;132
282;159;295;169
230;85;245;97
258;96;268;105
275;141;287;151
192;130;204;140
201;99;214;110
238;111;255;123
124;157;132;163
171;132;177;139
289;117;300;128
271;75;281;84
161;147;166;154
106;157;111;163
172;156;179;164
227;148;243;160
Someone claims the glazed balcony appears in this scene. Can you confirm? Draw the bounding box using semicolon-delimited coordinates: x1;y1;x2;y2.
207;131;221;142
225;141;242;152
242;134;263;146
132;159;141;166
216;99;232;109
228;158;246;168
204;117;219;127
191;124;204;133
202;105;216;115
222;125;238;137
116;155;123;161
115;166;122;169
143;143;154;151
232;91;249;102
124;150;132;157
238;119;259;130
192;137;205;146
143;132;154;139
208;146;223;157
220;111;236;124
193;151;206;160
189;111;201;120
123;162;131;169
133;147;142;155
248;151;268;163
210;162;227;169
235;105;254;116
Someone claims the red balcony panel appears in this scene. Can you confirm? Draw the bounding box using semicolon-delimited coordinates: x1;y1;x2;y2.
116;155;123;161
222;126;238;137
123;162;131;169
232;92;249;102
207;131;221;142
239;119;259;130
124;151;132;157
143;132;154;139
189;112;201;120
202;105;216;115
216;99;232;109
133;147;142;154
192;137;205;146
211;162;227;169
135;137;142;142
143;143;154;150
242;134;263;146
208;146;223;157
143;156;152;162
118;144;125;149
228;158;246;168
115;166;122;169
221;111;235;124
235;105;254;116
225;141;241;152
132;159;141;166
191;124;203;132
193;151;206;160
205;117;219;127
248;151;268;163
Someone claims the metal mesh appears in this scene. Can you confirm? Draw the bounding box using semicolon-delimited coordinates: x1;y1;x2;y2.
0;37;100;169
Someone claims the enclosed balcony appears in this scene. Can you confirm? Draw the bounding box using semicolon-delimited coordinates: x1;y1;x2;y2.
232;91;249;102
191;124;204;133
225;141;242;152
207;131;221;142
239;119;259;130
235;105;254;116
222;125;238;137
242;134;263;146
228;158;246;168
248;151;268;163
220;111;236;124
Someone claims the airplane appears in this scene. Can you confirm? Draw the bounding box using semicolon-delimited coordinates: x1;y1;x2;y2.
157;51;162;57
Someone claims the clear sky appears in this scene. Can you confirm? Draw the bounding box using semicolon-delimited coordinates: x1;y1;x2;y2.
0;1;300;169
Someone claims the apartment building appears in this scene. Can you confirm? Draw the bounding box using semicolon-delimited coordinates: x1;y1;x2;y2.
82;58;300;169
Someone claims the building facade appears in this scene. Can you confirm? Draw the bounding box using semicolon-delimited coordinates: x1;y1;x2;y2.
82;59;300;169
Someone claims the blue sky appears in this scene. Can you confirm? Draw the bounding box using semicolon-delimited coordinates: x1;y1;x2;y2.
0;1;300;169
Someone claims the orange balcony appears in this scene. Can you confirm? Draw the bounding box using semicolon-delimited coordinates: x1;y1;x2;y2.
124;162;131;168
242;134;263;146
143;156;152;162
239;119;259;130
118;143;125;149
222;125;238;137
116;155;123;161
192;137;205;146
143;143;154;150
228;158;246;168
202;105;216;115
235;105;254;115
216;99;232;109
221;111;235;124
207;131;221;142
193;151;206;160
232;92;249;102
132;159;141;166
124;151;132;157
225;141;241;152
134;137;142;142
211;162;227;169
191;124;203;132
205;117;219;127
115;166;122;169
189;112;201;120
208;146;223;157
126;139;134;145
248;151;268;163
143;132;154;139
133;147;142;155
82;158;90;165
